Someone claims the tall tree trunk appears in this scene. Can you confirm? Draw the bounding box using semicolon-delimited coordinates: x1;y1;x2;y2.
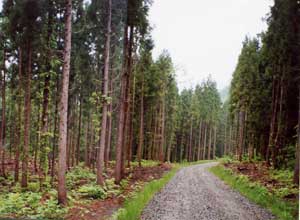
0;48;6;177
14;47;22;183
137;79;144;167
21;41;32;188
293;86;300;185
238;110;245;161
159;98;165;163
57;0;72;205
197;120;202;160
203;122;207;160
40;0;53;185
208;124;212;160
213;126;217;159
115;24;129;184
224;122;227;156
105;80;113;169
76;98;82;165
188;121;193;161
97;0;111;185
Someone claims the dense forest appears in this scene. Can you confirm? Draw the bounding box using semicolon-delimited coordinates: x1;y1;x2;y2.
0;0;298;214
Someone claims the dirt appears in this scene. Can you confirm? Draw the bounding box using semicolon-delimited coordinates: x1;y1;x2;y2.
141;162;275;220
66;163;171;220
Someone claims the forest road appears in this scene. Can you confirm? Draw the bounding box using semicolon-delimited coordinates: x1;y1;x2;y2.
141;162;275;220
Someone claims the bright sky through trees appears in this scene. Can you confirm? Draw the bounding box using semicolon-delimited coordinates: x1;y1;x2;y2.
149;0;273;90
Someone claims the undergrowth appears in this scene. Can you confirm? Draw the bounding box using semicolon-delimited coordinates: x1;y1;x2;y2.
210;165;298;220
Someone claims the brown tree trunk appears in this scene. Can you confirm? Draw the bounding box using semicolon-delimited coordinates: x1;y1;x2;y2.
197;121;202;160
159;98;165;163
76;99;82;165
57;0;72;205
97;0;111;185
104;80;113;169
21;41;32;188
293;86;300;185
137;80;144;167
188;121;193;162
203;122;207;160
0;49;6;177
238;110;245;161
14;47;22;183
40;0;53;184
208;124;212;160
213;126;217;159
115;24;129;184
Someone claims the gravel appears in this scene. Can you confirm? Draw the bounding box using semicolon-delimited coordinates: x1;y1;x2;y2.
141;162;275;220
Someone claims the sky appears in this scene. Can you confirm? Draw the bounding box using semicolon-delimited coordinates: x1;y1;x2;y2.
149;0;274;91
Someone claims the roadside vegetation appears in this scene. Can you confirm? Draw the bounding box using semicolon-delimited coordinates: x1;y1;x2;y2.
210;158;299;220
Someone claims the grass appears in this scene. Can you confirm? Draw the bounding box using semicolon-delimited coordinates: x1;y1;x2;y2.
114;160;214;220
210;165;298;220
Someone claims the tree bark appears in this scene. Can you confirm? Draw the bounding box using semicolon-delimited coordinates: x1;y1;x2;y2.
115;24;129;184
213;126;217;159
137;79;144;167
21;41;32;188
197;120;202;161
238;110;245;161
203;122;207;160
188;121;193;161
293;86;300;185
97;0;111;185
57;0;72;205
76;98;82;165
0;48;6;177
208;124;212;160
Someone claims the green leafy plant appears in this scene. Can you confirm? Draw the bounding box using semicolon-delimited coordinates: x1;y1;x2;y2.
78;184;107;199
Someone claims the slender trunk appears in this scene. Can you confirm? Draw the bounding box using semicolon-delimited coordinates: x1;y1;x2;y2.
238;110;245;161
21;41;32;188
115;24;129;184
197;121;202;160
293;86;300;185
76;99;82;165
188;121;193;162
97;0;111;185
159;98;165;163
203;123;207;160
213;126;217;159
85;113;90;167
224;122;227;156
208;124;212;160
57;0;72;205
0;49;6;177
40;0;53;184
105;81;113;168
14;48;22;183
137;80;144;166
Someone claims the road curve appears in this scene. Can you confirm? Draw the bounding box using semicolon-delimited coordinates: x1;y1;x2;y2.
141;162;274;220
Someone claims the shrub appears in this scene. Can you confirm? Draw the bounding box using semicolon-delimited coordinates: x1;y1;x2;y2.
78;184;107;199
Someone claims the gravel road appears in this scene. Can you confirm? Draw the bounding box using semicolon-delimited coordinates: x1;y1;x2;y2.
141;162;275;220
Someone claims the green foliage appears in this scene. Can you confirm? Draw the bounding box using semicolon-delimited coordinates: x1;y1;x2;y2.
66;166;96;189
0;191;67;219
210;165;298;220
78;184;107;199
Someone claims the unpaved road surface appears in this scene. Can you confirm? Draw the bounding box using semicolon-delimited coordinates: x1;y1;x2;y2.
141;162;274;220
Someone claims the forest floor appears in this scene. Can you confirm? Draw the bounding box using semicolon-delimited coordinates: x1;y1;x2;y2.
141;162;275;220
0;160;171;220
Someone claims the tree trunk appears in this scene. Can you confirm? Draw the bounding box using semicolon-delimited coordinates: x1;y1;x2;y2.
76;99;82;165
238;110;245;161
188;121;193;162
293;86;300;185
115;24;129;184
197;121;202;161
203;122;207;160
213;126;217;159
208;124;212;160
0;48;6;177
137;79;144;167
97;0;111;185
21;41;32;188
14;47;22;183
159;98;165;163
105;80;113;169
57;0;72;205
